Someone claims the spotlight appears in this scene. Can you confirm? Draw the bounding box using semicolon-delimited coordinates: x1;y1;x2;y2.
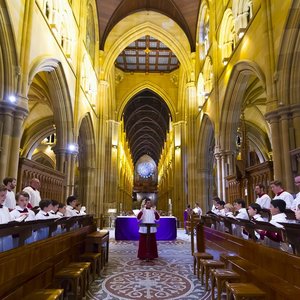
8;95;16;103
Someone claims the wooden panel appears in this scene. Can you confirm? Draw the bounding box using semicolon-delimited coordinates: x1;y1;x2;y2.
0;224;94;299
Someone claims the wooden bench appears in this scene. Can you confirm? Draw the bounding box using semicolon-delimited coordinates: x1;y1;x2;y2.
201;223;300;299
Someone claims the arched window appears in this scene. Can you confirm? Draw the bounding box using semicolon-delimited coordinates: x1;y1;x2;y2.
219;9;236;64
233;0;253;38
60;10;72;57
86;3;96;64
198;1;210;59
203;56;213;94
197;73;205;109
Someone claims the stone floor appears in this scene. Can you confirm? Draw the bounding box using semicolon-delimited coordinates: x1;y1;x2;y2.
86;229;214;300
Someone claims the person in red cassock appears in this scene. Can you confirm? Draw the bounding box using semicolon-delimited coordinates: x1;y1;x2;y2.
137;198;160;260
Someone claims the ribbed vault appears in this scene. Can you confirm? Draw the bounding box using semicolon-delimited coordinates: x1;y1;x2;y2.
123;90;171;164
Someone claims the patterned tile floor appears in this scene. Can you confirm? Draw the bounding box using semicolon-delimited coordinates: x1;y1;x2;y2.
86;229;214;300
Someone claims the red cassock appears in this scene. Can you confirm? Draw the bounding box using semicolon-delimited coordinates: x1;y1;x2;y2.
137;208;160;259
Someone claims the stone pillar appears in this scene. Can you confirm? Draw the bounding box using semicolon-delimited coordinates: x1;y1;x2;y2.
173;121;186;221
280;111;293;190
267;113;282;180
53;147;78;199
0;100;28;179
186;81;198;206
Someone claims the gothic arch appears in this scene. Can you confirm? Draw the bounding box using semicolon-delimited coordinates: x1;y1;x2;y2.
0;1;19;98
28;58;74;149
77;113;96;212
196;113;215;208
117;81;176;121
277;0;300;105
102;11;192;80
219;60;266;152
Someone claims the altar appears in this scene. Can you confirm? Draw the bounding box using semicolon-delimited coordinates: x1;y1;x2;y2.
115;216;177;240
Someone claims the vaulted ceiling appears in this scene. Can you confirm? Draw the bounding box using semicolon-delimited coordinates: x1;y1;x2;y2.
95;0;201;52
123;90;171;164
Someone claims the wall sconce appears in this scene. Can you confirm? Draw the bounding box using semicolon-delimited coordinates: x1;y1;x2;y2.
238;28;246;39
204;92;209;100
175;145;181;150
198;105;203;112
112;144;118;149
222;57;229;66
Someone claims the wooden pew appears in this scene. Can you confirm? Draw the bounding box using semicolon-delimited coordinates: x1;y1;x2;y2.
0;215;95;300
202;225;300;299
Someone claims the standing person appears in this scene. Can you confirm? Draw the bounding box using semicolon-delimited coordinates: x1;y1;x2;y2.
23;178;41;209
3;177;17;211
255;184;271;209
183;204;192;234
292;175;300;210
193;202;202;217
137;198;160;260
270;180;294;209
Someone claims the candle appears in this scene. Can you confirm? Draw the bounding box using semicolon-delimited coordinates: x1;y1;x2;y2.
168;199;171;205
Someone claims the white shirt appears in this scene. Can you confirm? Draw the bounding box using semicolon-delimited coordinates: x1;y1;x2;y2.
23;186;41;208
270;213;287;228
35;210;51;220
273;191;294;209
0;206;12;224
65;205;79;217
4;190;16;210
56;211;65;218
236;208;249;220
138;208;159;234
193;206;202;216
256;194;271;209
10;205;35;221
252;214;264;222
292;192;300;210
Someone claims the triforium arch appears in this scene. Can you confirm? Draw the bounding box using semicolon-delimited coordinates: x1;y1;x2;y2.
196;113;215;209
102;11;193;80
77;113;97;214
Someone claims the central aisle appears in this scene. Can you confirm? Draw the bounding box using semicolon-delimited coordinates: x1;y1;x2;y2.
86;229;212;300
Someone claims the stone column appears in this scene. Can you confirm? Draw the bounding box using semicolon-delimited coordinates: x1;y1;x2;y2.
186;81;198;206
173;121;187;221
266;113;282;180
280;111;293;190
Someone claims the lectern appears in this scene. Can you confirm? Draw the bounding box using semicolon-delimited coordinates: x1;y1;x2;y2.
139;223;158;261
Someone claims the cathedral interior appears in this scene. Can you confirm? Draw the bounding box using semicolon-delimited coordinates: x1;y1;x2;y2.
0;0;300;225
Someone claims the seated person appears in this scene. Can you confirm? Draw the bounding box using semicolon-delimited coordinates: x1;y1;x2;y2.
224;203;234;217
10;191;35;221
75;202;86;215
0;185;12;224
49;199;60;218
35;199;53;220
211;197;221;214
216;200;226;216
65;195;79;217
295;204;300;221
248;203;264;222
233;199;249;220
56;203;66;218
0;184;13;251
260;199;287;243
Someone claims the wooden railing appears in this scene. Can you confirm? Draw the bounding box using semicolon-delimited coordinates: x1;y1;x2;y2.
17;157;65;202
0;215;95;300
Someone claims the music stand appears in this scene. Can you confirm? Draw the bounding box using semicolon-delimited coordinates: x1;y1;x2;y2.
139;223;159;261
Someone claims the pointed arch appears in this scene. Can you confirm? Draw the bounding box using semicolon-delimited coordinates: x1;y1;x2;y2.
277;0;300;105
102;11;192;79
219;60;266;152
0;1;19;98
117;81;176;121
28;58;74;149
